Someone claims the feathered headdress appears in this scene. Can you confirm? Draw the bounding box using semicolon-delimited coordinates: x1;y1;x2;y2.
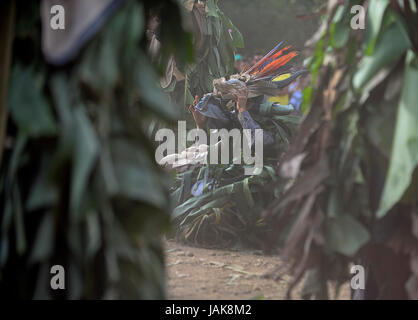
213;42;308;99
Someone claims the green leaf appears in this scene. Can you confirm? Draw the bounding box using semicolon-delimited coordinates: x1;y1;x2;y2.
173;192;212;219
229;27;244;49
136;51;178;120
6;133;27;188
173;184;234;219
99;145;119;197
353;14;411;90
331;20;349;49
184;72;194;106
261;102;294;116
213;47;225;75
112;139;167;210
377;52;418;217
330;5;349;49
310;37;325;82
13;184;26;255
273;115;300;125
180;197;228;226
122;2;145;61
8;65;56;137
264;165;276;181
208;50;220;77
243;178;254;207
207;0;218;18
364;0;390;55
70;107;99;220
97;22;120;90
366;96;398;159
26;154;59;211
68;259;83;299
29;213;54;263
199;14;210;35
217;29;234;72
326;214;370;256
213;15;222;43
114;163;167;209
223;14;244;48
86;211;101;259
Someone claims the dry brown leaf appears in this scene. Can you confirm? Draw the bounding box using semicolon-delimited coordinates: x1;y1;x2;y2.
280;94;324;165
276;153;329;212
283;191;317;258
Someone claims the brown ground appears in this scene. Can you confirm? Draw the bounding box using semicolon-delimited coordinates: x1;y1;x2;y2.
165;239;350;300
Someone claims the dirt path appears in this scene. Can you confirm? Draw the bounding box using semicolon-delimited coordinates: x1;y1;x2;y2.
165;240;351;300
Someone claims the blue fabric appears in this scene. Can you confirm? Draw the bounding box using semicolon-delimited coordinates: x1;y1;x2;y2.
47;0;125;65
290;90;303;111
195;94;230;122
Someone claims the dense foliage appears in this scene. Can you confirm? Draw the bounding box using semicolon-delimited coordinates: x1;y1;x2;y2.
167;2;307;249
171;112;299;247
162;0;244;111
265;0;418;299
0;0;193;299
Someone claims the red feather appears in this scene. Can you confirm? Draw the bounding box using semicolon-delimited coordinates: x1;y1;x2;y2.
245;42;284;75
250;46;292;76
257;51;298;77
245;41;299;80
